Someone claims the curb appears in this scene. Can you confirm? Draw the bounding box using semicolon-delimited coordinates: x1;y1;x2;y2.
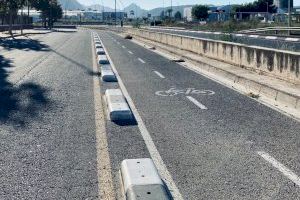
121;158;171;200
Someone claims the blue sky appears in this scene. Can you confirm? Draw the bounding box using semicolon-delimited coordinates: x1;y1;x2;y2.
78;0;300;10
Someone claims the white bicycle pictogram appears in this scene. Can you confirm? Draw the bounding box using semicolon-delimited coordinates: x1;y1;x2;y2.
155;87;215;97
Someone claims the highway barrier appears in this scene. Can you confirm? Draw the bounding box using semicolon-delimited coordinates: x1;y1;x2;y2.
126;28;300;84
105;89;133;121
121;158;170;200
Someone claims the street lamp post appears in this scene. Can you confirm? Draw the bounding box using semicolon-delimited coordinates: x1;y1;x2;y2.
288;0;291;35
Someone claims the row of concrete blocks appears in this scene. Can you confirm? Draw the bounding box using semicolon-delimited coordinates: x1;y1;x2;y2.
92;32;171;199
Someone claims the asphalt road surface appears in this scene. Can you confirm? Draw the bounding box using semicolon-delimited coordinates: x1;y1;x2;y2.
143;28;300;52
1;28;300;199
98;30;300;199
0;29;99;199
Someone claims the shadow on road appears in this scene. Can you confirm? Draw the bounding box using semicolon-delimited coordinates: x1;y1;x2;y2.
0;54;51;127
0;38;49;52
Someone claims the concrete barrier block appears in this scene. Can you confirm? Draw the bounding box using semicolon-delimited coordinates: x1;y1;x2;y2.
105;89;132;121
96;47;105;55
121;158;170;200
98;55;109;64
95;44;102;49
101;65;117;82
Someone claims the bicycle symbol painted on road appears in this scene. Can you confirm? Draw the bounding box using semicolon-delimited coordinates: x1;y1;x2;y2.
155;87;215;97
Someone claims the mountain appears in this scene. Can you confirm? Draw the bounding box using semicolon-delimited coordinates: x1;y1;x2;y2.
58;0;84;10
148;5;194;17
85;4;118;12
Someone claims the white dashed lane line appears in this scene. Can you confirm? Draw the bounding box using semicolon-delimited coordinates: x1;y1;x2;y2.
153;71;165;79
258;151;300;187
122;45;126;49
138;58;146;64
186;96;207;110
128;51;133;54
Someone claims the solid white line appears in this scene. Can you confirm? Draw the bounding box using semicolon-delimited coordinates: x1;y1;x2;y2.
102;35;184;200
122;45;126;49
186;96;207;110
258;151;300;187
154;71;165;79
128;51;133;54
138;58;146;63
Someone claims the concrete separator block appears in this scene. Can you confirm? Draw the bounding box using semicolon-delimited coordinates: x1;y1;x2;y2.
98;55;109;64
96;47;105;55
105;89;132;121
95;44;102;49
121;158;171;200
101;65;117;82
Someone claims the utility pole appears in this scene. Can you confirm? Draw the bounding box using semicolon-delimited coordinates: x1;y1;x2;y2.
171;0;173;18
288;0;291;35
115;0;117;26
266;1;269;22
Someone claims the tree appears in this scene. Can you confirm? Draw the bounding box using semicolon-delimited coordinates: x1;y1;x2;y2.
31;0;62;28
160;10;165;20
235;0;277;14
192;5;209;21
166;8;173;18
174;11;182;20
4;0;26;37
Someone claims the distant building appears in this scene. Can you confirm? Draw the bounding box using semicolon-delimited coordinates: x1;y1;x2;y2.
183;7;193;22
103;12;126;21
274;0;293;13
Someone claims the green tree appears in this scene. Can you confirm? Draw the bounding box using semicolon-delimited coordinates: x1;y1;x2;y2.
166;8;173;18
192;5;209;21
174;11;182;20
31;0;62;28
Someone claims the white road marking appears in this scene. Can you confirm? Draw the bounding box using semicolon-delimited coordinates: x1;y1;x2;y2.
122;45;126;49
186;96;207;110
235;34;245;37
265;36;277;40
102;36;184;200
138;58;146;63
258;151;300;187
128;51;133;54
154;71;165;79
249;35;259;38
91;33;116;199
285;38;299;42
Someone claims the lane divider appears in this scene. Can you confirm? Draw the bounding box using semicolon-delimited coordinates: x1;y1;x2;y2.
186;96;207;110
105;89;133;121
121;158;171;200
92;32;134;123
128;51;133;54
154;71;165;79
138;58;146;64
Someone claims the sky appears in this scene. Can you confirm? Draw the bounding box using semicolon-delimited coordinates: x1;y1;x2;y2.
78;0;300;9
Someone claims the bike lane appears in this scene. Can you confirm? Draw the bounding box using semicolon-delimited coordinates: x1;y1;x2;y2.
99;31;300;199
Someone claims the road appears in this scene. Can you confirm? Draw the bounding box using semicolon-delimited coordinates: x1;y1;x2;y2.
142;27;300;52
98;30;300;199
0;29;99;199
1;28;300;199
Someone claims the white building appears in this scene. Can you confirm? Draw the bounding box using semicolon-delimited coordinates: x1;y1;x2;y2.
184;7;193;22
